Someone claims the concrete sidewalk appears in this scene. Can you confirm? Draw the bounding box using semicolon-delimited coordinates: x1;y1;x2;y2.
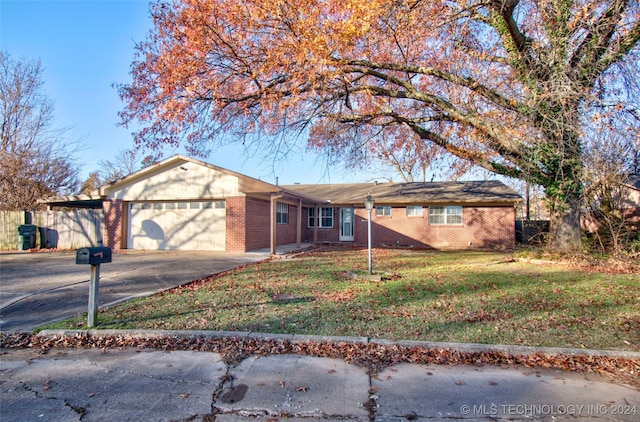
1;333;639;421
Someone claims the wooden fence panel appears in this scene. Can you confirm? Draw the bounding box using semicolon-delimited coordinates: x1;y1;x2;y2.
0;211;26;249
34;210;104;249
0;210;104;250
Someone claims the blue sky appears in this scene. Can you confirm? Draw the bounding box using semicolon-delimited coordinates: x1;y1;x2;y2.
1;0;382;185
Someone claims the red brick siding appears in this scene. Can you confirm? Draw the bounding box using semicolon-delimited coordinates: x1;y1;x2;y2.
225;196;247;252
245;197;271;251
226;196;299;252
279;203;299;245
102;199;124;250
226;196;273;252
302;208;341;243
305;205;515;250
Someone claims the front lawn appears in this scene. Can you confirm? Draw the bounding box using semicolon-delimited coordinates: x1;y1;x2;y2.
44;247;640;351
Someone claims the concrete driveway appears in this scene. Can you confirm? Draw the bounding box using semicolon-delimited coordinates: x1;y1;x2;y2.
0;250;271;332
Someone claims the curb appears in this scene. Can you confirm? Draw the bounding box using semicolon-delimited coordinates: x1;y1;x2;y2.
27;329;640;360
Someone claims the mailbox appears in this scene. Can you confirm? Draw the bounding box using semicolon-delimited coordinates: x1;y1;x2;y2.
76;247;112;265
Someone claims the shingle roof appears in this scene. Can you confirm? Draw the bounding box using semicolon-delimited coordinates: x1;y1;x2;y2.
282;180;522;205
626;174;640;190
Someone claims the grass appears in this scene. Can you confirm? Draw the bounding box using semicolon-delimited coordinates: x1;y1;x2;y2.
42;247;640;351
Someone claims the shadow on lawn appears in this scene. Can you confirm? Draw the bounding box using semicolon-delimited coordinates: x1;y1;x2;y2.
91;249;638;350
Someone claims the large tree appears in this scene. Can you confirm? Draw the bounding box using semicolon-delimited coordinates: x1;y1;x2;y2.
118;0;640;252
1;51;80;210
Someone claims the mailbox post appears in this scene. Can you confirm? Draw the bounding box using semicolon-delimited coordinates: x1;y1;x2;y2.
76;247;112;328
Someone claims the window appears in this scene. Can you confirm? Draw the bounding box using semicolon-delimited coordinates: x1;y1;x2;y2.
190;202;200;209
406;206;423;217
376;206;391;216
153;203;163;210
166;203;176;209
215;201;226;209
202;202;213;209
177;202;188;209
276;202;289;224
308;207;333;228
429;206;463;225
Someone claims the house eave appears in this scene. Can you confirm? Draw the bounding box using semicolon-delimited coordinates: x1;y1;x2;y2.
39;194;104;209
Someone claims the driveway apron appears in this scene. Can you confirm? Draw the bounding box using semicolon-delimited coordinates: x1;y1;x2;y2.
0;250;270;332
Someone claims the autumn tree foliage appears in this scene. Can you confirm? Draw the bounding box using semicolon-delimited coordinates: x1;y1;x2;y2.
1;51;80;210
118;0;640;252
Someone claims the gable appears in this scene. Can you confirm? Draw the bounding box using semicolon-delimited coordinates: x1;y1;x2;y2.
105;158;241;201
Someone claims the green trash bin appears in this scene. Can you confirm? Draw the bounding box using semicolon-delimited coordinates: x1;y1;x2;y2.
17;225;37;250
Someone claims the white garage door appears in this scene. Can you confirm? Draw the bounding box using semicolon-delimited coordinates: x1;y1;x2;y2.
128;201;226;251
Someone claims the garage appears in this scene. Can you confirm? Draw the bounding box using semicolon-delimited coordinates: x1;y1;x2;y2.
128;201;226;251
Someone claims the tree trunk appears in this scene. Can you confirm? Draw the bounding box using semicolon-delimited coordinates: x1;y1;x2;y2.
547;195;582;253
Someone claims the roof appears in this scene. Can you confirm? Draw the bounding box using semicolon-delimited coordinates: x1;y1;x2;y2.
625;174;640;190
41;154;521;208
282;180;522;205
96;154;281;196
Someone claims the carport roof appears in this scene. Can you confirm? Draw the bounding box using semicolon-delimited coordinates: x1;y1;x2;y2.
39;194;104;209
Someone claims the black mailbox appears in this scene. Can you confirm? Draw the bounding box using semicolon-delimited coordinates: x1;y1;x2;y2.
76;247;112;265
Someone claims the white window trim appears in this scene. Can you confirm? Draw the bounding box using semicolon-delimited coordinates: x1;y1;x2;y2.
276;202;289;224
428;205;463;225
406;205;423;217
376;206;392;216
308;207;334;228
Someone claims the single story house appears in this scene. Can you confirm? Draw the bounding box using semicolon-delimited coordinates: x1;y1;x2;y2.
43;155;522;252
621;174;640;228
582;174;640;234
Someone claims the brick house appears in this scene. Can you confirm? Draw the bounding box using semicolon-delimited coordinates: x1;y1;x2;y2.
621;174;640;229
44;155;522;252
582;174;640;234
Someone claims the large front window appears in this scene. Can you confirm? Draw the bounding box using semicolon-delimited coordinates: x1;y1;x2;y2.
429;206;463;225
308;207;333;228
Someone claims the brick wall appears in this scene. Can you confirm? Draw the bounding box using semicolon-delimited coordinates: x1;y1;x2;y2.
245;197;271;251
302;207;340;243
225;196;247;252
304;205;515;250
227;196;281;252
102;199;124;250
276;202;299;246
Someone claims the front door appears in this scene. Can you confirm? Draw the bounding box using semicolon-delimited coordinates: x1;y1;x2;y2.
339;208;354;241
